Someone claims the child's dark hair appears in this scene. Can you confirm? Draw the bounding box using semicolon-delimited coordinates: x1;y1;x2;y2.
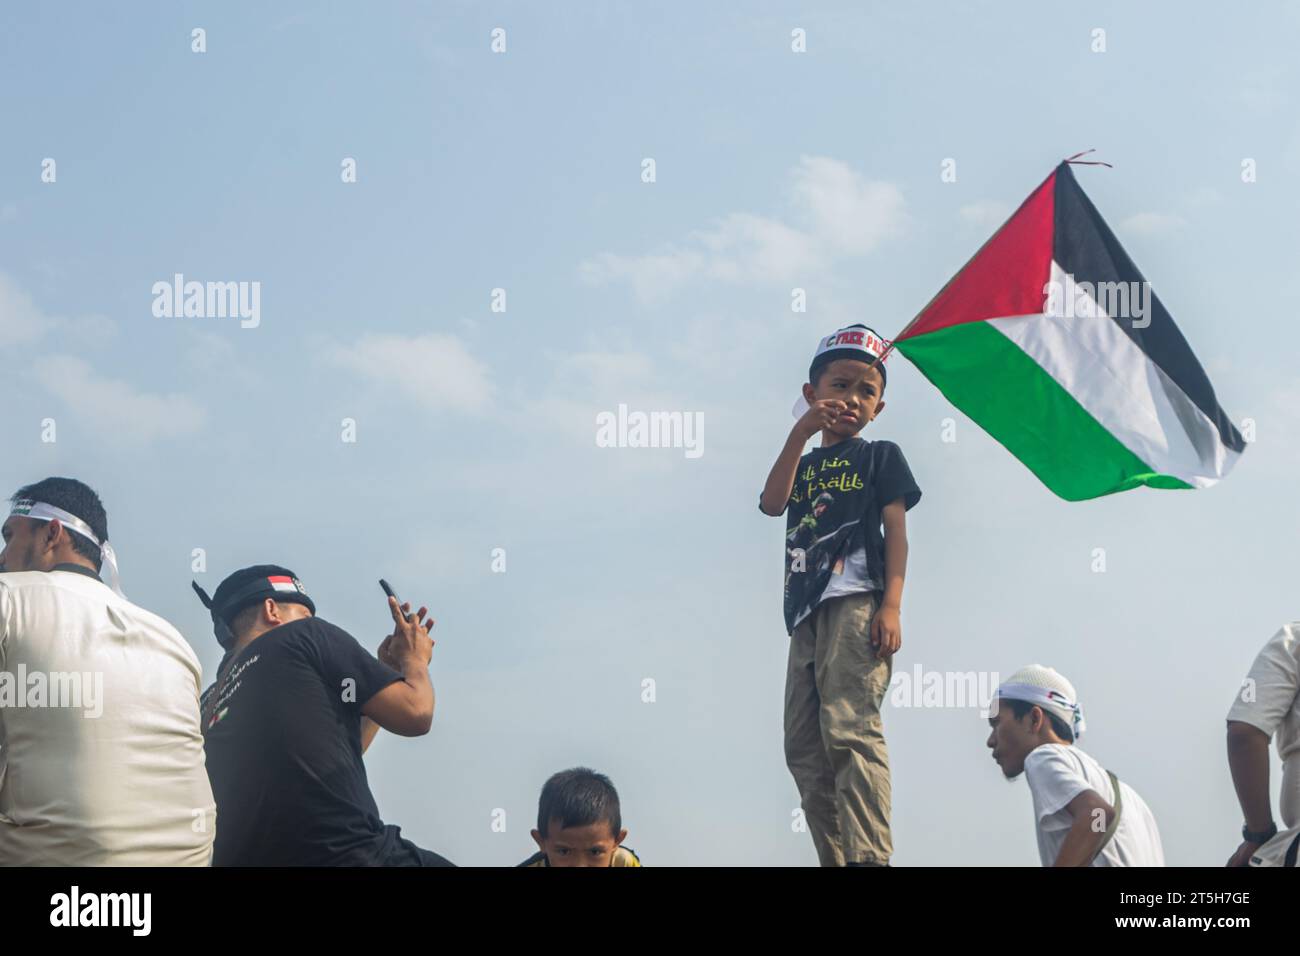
537;767;622;838
809;357;887;395
1006;698;1074;743
11;477;108;571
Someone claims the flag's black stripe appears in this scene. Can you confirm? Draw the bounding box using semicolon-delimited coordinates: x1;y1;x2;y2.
1052;163;1245;454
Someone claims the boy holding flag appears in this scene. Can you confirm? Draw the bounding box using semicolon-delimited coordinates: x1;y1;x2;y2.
759;324;921;866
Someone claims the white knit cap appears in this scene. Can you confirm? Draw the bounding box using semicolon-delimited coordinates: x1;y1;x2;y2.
987;664;1085;739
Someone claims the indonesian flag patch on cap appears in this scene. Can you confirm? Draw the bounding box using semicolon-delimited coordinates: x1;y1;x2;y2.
196;564;318;651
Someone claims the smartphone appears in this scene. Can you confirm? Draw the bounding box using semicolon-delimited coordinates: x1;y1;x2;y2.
378;578;402;607
379;574;410;621
380;578;417;624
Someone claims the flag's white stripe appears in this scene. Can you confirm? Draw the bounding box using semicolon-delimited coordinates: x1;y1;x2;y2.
988;262;1240;487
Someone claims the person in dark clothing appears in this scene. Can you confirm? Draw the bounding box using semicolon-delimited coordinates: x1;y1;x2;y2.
194;565;453;866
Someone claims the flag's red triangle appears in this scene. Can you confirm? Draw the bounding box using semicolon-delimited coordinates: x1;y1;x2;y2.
896;167;1058;342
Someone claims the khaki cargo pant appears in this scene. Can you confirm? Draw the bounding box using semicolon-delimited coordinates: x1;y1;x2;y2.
784;590;892;866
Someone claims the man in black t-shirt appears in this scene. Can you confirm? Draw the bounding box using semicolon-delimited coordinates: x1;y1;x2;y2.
760;324;921;868
194;565;453;866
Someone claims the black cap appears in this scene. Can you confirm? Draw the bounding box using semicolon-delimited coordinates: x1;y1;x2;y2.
192;564;316;650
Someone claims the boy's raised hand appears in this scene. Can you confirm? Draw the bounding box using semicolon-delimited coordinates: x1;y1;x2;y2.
796;399;848;440
871;602;901;657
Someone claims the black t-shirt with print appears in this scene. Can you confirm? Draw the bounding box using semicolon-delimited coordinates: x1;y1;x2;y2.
200;616;409;866
775;437;921;634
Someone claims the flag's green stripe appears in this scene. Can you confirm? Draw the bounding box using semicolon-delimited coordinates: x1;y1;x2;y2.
896;321;1193;501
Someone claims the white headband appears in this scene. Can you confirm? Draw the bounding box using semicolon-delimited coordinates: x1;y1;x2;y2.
991;681;1086;739
9;499;124;598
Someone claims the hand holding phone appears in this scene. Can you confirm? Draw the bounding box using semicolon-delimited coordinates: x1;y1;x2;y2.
378;579;434;669
379;579;409;620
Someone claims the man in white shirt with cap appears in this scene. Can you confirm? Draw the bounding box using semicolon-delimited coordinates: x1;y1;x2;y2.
1225;622;1300;866
0;476;215;865
986;664;1165;866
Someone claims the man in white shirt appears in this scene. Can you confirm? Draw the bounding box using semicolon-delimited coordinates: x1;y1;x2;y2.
1225;623;1300;866
985;664;1165;866
0;477;215;865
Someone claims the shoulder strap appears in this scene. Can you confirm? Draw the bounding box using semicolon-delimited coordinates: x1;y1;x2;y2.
1089;769;1123;865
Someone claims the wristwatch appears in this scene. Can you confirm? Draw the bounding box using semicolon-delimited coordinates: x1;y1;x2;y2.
1242;821;1277;844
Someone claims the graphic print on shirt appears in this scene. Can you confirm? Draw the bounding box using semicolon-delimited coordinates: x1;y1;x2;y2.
780;439;921;634
199;617;408;866
201;653;259;731
784;448;874;627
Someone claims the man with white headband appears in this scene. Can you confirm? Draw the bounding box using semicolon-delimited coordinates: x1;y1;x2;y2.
0;476;215;865
985;665;1164;866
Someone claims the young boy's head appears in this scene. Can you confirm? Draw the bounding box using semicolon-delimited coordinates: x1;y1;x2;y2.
530;767;628;867
799;325;890;441
985;665;1083;779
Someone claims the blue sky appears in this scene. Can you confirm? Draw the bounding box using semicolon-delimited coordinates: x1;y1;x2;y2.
2;1;1298;865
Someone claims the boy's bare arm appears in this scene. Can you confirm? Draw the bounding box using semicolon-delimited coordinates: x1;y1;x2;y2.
759;429;809;516
871;498;908;655
759;400;847;515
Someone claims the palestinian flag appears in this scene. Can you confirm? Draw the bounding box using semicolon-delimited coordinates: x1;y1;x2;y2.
892;161;1244;501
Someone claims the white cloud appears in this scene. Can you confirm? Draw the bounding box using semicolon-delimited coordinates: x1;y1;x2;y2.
326;332;493;414
0;273;51;346
790;155;906;255
0;273;116;347
578;248;708;304
184;330;238;370
958;200;1012;231
527;350;701;472
31;355;206;444
1119;212;1186;237
547;349;656;396
579;156;906;302
663;312;773;377
66;314;117;346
